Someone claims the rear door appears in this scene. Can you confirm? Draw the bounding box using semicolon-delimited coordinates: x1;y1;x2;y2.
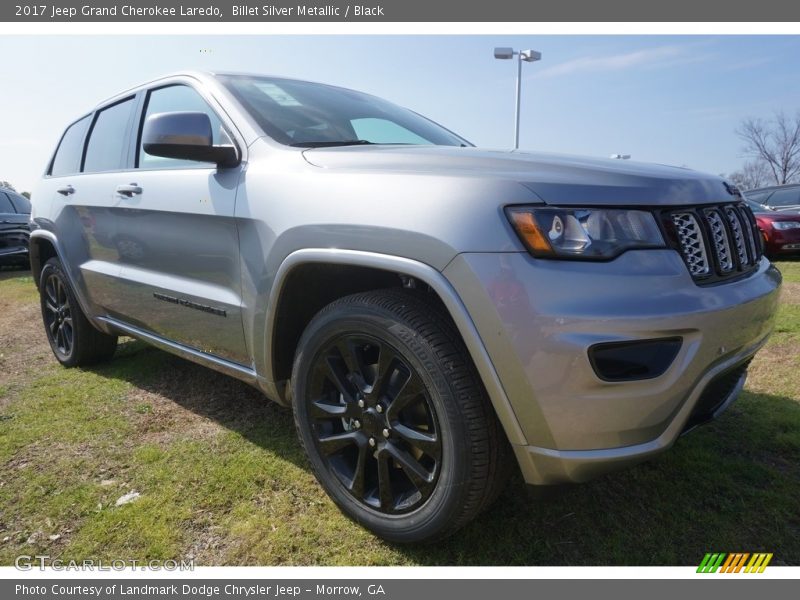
68;96;140;312
106;82;248;364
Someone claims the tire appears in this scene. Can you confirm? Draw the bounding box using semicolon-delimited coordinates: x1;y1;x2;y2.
291;288;510;543
39;257;118;367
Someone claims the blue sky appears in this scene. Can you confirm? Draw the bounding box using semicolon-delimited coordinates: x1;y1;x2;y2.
1;34;799;192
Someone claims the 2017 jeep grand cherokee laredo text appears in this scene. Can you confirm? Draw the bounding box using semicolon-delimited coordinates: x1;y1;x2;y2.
30;72;781;543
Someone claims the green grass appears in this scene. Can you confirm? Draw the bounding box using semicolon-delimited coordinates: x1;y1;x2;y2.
0;264;798;565
774;259;800;283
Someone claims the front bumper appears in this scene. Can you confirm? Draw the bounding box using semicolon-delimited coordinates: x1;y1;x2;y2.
443;249;781;484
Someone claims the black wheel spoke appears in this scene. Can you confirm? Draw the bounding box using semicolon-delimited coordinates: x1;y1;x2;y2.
310;398;350;420
393;424;440;459
386;373;424;420
371;343;397;397
45;300;58;315
323;355;356;400
385;442;434;489
349;441;369;498
317;430;361;456
45;280;57;306
335;340;366;389
376;452;394;509
62;322;73;352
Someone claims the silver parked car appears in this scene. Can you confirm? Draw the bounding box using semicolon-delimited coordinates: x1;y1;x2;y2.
31;72;781;542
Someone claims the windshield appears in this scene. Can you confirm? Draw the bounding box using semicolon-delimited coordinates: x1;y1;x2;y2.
218;74;469;148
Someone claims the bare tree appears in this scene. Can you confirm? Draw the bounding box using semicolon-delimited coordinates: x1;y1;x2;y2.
737;111;800;185
727;160;772;190
0;180;15;191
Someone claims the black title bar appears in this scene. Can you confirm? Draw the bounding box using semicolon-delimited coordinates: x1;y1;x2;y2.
4;0;800;22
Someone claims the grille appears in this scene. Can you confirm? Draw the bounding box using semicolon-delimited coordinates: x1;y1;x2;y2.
667;203;763;284
671;213;709;276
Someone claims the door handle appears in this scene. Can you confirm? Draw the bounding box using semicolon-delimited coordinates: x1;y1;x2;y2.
56;185;75;196
116;183;143;198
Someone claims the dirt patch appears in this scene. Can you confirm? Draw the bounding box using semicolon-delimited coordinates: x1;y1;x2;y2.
112;343;284;448
747;340;800;396
780;282;800;304
0;270;52;408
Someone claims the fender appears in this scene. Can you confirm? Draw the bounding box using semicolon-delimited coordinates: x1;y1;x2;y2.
264;248;528;446
28;229;116;336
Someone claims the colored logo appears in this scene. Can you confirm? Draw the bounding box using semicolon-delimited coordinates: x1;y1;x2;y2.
697;553;773;573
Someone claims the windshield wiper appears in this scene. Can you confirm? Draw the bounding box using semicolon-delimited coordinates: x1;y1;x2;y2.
290;140;377;148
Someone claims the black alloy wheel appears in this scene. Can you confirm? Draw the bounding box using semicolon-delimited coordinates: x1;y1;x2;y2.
38;257;118;367
292;289;511;543
42;271;74;357
307;334;442;514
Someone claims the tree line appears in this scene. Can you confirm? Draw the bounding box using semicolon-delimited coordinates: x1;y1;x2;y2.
728;111;800;190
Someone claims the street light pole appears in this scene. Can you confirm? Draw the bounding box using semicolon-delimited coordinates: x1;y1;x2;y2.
515;54;522;149
494;47;542;150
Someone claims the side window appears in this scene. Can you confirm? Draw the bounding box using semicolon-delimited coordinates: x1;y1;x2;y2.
745;191;770;204
83;98;136;173
0;192;14;213
10;193;31;214
350;118;429;145
49;116;91;177
138;85;227;170
766;188;800;207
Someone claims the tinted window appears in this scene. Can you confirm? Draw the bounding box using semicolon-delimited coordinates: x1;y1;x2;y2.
0;192;14;213
83;98;136;173
50;116;91;177
138;85;226;170
766;188;800;207
744;190;771;204
10;193;31;214
745;199;772;214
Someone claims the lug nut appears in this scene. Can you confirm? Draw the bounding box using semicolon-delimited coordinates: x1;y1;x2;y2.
382;428;390;438
376;404;383;414
353;420;361;429
357;399;365;408
368;437;376;447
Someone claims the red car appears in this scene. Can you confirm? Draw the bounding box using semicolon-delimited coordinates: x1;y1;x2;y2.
745;198;800;258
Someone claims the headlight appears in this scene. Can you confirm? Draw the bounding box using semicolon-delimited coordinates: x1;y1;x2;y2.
772;221;800;230
505;206;665;259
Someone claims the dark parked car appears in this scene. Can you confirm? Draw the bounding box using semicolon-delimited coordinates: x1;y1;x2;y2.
0;187;31;267
745;198;800;257
745;183;800;212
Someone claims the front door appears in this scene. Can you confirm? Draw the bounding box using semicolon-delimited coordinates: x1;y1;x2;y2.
104;84;248;365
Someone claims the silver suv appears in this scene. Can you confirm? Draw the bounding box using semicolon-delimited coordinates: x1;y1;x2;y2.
31;72;781;542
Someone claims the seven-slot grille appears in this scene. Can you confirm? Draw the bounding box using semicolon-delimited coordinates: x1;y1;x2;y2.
667;202;762;284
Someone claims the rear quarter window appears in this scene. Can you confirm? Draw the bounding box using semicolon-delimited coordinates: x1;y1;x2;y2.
49;116;91;177
83;97;136;173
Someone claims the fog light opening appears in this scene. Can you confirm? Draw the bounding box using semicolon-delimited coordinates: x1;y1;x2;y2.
589;337;683;382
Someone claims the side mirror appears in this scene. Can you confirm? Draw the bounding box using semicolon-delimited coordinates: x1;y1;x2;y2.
142;112;239;168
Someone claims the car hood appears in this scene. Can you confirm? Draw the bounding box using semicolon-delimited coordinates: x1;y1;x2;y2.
301;146;739;207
